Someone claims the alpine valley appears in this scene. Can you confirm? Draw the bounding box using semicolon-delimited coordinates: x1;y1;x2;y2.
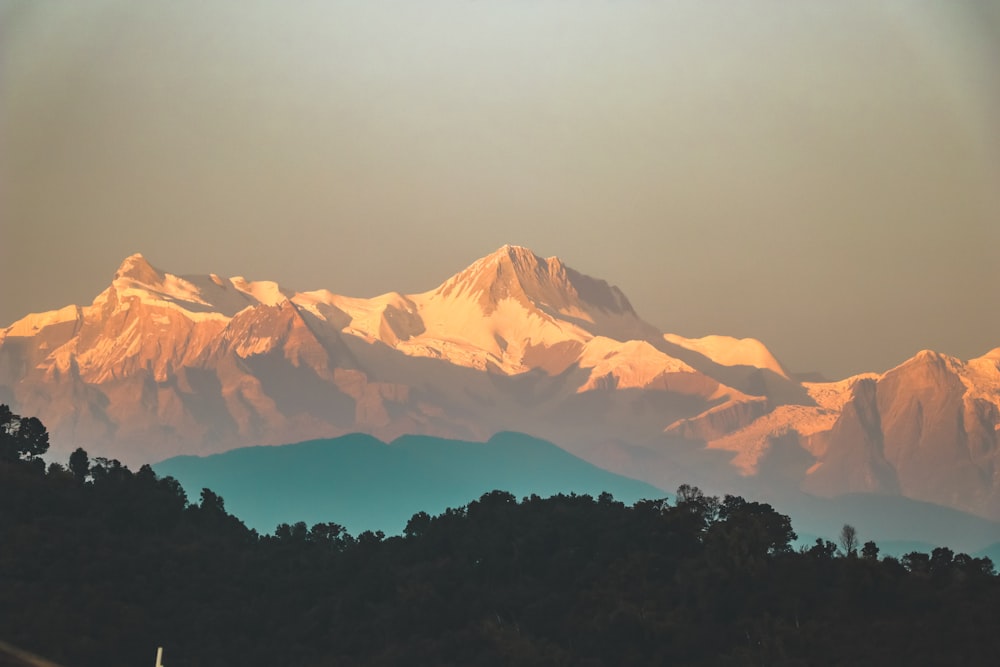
2;246;999;548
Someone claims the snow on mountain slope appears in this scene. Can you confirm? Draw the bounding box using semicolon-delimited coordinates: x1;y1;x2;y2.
2;304;82;339
431;245;644;327
574;337;724;395
663;351;1000;521
424;246;657;330
407;289;575;373
290;245;676;377
696;404;834;475
112;253;270;317
680;372;883;476
662;333;790;379
804;373;882;411
796;351;1000;517
654;359;850;466
962;350;1000;415
298;291;424;347
702;374;882;470
17;255;233;385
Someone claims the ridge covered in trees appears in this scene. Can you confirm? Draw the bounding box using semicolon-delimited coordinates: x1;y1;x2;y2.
0;406;998;666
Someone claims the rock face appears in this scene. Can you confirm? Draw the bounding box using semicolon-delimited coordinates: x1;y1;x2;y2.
875;352;1000;517
803;378;901;497
722;351;1000;520
2;247;999;521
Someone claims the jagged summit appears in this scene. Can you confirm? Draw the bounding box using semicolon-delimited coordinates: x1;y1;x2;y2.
432;245;638;319
114;252;163;285
885;349;965;379
103;253;293;317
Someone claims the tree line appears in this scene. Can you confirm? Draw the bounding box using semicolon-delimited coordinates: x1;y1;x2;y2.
1;405;997;666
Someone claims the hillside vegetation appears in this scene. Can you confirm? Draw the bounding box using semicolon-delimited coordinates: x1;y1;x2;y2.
1;407;998;666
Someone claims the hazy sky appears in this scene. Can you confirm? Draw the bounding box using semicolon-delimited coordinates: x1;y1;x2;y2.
2;1;998;379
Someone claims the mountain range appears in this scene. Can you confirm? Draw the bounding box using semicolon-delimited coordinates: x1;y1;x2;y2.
2;246;998;530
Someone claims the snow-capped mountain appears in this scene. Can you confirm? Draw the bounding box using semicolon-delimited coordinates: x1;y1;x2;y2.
684;349;1000;519
2;247;998;522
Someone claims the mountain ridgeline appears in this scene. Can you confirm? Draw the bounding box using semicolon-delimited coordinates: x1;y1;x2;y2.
1;246;999;531
153;431;666;535
153;430;1000;556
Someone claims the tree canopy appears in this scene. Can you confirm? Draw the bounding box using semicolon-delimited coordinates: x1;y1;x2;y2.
0;412;997;666
0;404;49;463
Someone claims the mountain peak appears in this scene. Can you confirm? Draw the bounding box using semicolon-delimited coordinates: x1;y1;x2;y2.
474;244;553;276
495;243;531;255
434;246;637;319
908;349;957;369
114;253;163;285
491;243;554;266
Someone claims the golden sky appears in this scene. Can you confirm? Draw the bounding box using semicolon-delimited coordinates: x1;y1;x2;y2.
2;1;998;378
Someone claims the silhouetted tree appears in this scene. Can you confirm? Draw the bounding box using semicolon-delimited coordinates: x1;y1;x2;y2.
861;540;880;561
806;538;838;560
902;551;931;575
68;447;90;482
930;546;955;578
275;520;309;543
953;553;996;578
404;511;432;538
0;405;49;462
674;484;720;533
714;495;796;556
357;529;385;546
199;487;226;514
309;521;348;549
839;524;859;557
89;456;128;483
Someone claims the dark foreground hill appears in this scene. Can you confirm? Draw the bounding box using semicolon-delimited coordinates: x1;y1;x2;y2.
2;452;999;667
153;431;667;534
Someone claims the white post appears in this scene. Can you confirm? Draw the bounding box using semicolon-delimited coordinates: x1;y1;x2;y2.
154;646;164;667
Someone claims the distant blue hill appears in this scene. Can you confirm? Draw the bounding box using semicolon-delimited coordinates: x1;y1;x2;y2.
977;542;1000;564
154;431;1000;553
772;490;1000;556
154;431;668;535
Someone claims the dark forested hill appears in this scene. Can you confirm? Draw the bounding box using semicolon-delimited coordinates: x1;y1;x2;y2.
2;446;999;667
